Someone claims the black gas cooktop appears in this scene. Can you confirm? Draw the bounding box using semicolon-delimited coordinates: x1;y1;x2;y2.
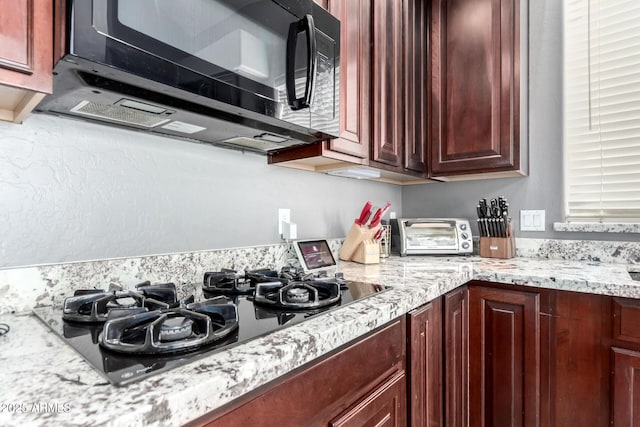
33;267;387;386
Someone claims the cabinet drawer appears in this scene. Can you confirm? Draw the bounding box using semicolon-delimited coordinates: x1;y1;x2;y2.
330;372;407;427
613;298;640;345
192;318;406;426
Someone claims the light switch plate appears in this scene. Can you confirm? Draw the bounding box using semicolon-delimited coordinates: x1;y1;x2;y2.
520;210;545;231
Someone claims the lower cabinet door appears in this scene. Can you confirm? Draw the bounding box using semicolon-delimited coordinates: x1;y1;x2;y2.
444;286;469;427
612;347;640;427
468;286;540;427
408;299;443;426
330;372;407;427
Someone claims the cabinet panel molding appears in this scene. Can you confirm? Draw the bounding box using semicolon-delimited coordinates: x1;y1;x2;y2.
430;0;523;177
408;299;443;426
612;347;640;427
371;0;404;167
330;372;407;427
445;286;469;426
327;0;371;159
0;0;34;74
613;297;640;345
469;287;540;427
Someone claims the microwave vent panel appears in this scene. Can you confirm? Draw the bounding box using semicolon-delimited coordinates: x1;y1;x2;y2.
69;101;171;128
220;136;287;151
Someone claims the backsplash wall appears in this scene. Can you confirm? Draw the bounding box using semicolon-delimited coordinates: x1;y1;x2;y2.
0;114;401;268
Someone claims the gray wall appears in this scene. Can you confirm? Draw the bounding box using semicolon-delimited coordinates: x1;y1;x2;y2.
0;115;401;268
403;0;639;243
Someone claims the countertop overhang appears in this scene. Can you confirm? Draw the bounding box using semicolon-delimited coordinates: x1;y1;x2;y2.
1;255;639;427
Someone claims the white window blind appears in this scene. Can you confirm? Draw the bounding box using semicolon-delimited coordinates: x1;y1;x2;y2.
564;0;640;221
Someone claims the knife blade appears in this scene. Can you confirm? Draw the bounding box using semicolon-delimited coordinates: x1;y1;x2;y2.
476;205;486;236
503;212;510;237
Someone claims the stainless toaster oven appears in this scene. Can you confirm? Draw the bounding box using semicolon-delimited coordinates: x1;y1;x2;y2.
390;218;473;256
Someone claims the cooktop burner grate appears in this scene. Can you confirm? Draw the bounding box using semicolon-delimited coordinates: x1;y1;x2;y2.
253;280;341;309
33;268;389;386
100;297;239;354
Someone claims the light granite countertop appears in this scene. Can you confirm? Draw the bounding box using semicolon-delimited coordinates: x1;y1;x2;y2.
1;255;639;427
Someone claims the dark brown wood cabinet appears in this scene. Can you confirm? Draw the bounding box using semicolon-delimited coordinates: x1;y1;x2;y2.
468;286;540;427
403;0;429;175
611;297;640;427
612;347;640;427
0;0;53;122
464;282;613;427
543;289;611;426
408;298;443;426
612;297;640;345
370;0;430;178
330;372;407;427
444;286;469;426
430;0;524;179
370;0;404;170
326;0;371;160
188;318;406;427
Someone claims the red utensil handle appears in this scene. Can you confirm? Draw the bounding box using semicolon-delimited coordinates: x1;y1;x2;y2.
355;201;373;225
369;201;391;228
373;227;384;240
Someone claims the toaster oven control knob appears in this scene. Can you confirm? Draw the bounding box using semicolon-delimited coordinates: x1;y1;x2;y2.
461;232;469;240
462;241;470;250
460;223;467;230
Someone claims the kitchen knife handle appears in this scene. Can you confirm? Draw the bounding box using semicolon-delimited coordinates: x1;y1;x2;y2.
355;201;372;225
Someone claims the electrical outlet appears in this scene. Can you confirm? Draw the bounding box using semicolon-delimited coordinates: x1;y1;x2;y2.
389;211;397;219
520;210;545;231
278;208;291;235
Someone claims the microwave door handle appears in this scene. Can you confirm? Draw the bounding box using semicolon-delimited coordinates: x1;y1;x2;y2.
286;14;317;111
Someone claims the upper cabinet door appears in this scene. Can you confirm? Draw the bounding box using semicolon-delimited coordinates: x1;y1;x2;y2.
371;0;404;167
0;0;52;93
404;0;429;174
326;0;371;159
430;0;522;177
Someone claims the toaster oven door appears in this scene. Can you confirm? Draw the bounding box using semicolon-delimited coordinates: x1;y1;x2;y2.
403;220;459;253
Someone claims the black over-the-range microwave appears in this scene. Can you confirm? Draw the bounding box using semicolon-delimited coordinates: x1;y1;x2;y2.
38;0;340;153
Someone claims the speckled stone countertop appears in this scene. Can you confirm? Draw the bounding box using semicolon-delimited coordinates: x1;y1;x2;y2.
1;255;640;427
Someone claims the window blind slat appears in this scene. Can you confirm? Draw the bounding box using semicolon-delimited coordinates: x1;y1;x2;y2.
564;0;640;222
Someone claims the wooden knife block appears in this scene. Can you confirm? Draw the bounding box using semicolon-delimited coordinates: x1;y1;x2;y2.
339;223;381;262
479;234;516;259
351;240;380;265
